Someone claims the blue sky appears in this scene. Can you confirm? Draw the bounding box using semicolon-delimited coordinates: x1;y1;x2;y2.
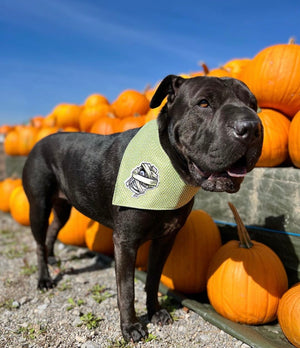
1;0;299;125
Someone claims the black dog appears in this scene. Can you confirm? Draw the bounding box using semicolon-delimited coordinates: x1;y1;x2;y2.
22;75;263;342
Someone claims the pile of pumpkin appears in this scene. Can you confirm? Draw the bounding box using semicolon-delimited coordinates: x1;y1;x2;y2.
1;39;300;169
1;176;300;347
1;39;300;347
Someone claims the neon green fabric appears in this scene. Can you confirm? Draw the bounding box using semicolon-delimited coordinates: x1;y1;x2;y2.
112;120;200;210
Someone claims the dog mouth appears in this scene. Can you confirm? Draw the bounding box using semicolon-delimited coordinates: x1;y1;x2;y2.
189;156;248;193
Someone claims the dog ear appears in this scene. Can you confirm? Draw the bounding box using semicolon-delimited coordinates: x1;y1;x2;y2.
150;75;185;108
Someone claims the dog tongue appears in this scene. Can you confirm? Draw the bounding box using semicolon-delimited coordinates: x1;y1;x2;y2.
226;166;247;178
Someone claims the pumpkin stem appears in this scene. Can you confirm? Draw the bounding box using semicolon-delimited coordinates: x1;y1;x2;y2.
198;61;210;75
228;202;253;249
288;37;296;44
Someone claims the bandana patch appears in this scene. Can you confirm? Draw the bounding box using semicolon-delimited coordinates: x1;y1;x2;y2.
126;162;159;197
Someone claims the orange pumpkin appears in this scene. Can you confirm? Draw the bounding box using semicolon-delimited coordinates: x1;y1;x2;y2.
136;241;151;271
0;124;13;135
161;210;222;294
85;220;114;255
52;103;82;129
0;177;22;212
30;116;44;128
112;90;150;119
119;115;146;132
57;207;89;246
222;58;251;79
9;186;31;226
288;110;300;168
84;93;109;107
35;126;59;143
256;108;290;167
16;125;38;156
42;113;56;127
278;283;300;348
79;104;115;132
4;128;19;155
206;67;232;77
90;116;121;135
241;39;300;118
207;203;288;325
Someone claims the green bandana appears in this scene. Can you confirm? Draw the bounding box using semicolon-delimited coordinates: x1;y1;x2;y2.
112;119;200;210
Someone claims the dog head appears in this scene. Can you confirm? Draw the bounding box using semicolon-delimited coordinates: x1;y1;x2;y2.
150;75;263;193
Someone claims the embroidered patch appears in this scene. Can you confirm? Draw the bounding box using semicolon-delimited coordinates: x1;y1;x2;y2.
125;162;159;197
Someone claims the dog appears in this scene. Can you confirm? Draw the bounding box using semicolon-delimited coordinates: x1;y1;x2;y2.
22;75;263;342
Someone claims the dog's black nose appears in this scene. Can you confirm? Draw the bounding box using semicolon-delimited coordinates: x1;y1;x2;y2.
233;120;262;142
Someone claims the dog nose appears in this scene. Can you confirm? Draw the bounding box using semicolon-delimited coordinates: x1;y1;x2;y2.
233;120;262;142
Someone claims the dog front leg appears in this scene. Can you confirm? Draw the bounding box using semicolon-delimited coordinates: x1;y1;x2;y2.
113;236;148;342
145;233;178;325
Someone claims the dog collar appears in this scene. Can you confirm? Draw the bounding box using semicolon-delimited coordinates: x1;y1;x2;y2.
112;120;200;210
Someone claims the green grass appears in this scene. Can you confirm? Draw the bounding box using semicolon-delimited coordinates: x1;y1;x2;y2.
78;312;102;329
90;284;113;303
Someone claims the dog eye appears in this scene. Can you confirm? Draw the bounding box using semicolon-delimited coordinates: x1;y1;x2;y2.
198;99;209;108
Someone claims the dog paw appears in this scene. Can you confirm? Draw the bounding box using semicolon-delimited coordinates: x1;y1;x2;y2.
122;322;148;342
37;278;55;290
151;308;173;326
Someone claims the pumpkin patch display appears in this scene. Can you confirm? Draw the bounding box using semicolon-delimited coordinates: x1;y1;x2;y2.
241;39;300;118
207;203;288;325
277;282;300;348
160;210;222;294
255;108;290;167
0;177;22;212
288;110;300;168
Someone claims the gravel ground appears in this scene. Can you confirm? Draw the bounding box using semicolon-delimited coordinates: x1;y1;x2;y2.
0;211;251;348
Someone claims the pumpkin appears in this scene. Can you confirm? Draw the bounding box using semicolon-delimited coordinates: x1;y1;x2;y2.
222;58;251;79
42;113;56;127
84;93;109;107
52;103;82;129
16;125;38;156
277;282;300;348
57;207;89;247
136;241;151;271
35;126;59;143
206;67;232;77
288;110;300;168
0;177;22;212
256;108;290;167
119;115;146;132
90;116;121;135
79;104;115;132
9;185;31;226
30;116;44;128
241;39;300;118
63;126;79;132
207;202;288;325
85;220;114;255
112;90;150;119
4;128;19;155
0;124;13;135
160;210;222;294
